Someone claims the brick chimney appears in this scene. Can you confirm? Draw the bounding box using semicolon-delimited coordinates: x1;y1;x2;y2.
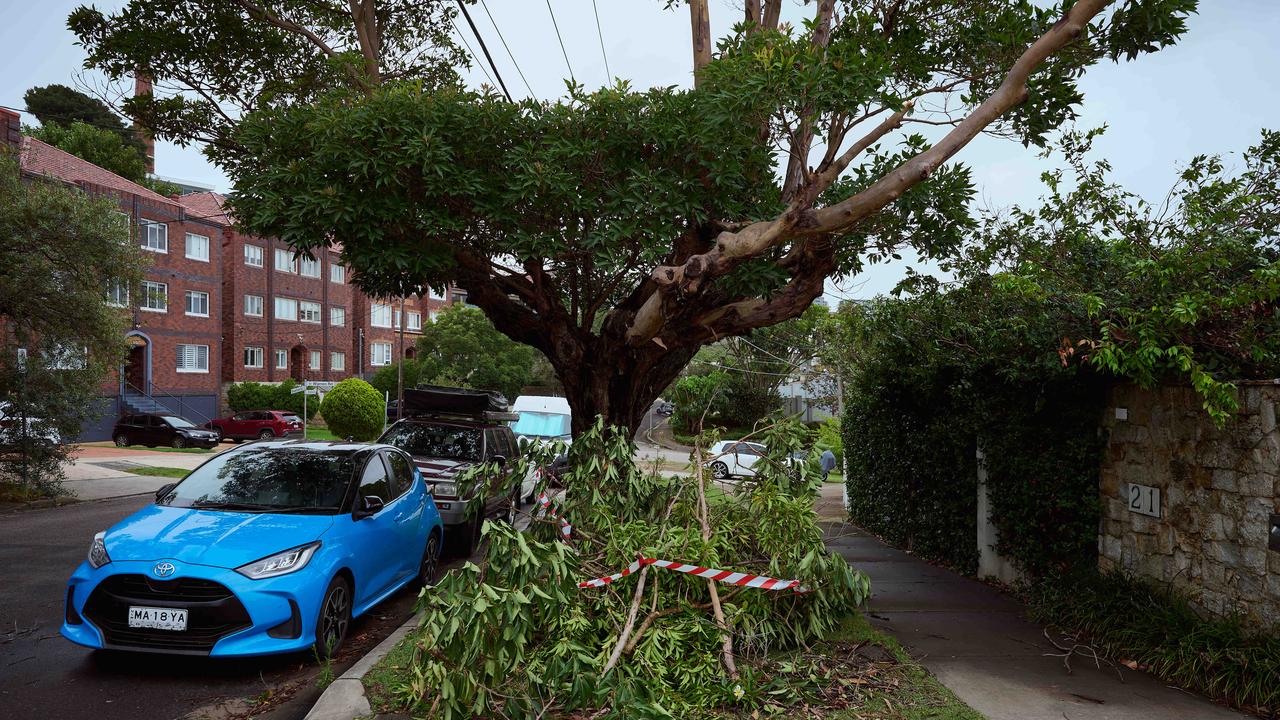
134;71;155;174
0;107;21;153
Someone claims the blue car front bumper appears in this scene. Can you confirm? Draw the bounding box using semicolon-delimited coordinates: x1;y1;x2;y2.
61;559;329;657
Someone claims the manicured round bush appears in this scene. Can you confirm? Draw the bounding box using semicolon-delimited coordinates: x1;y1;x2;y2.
318;379;384;441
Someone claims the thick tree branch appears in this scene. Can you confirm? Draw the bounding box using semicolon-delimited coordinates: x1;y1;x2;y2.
689;0;711;87
628;0;1111;347
349;0;383;84
761;0;782;31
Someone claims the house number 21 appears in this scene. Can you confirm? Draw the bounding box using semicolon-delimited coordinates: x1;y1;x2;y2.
1127;483;1161;518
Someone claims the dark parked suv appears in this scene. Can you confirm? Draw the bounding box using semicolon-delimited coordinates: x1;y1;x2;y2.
206;410;304;442
377;387;526;556
113;414;221;449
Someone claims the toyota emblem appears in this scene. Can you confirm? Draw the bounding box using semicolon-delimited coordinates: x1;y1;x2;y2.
153;562;176;578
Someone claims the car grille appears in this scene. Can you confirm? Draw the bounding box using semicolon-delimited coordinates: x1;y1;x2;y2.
83;574;252;654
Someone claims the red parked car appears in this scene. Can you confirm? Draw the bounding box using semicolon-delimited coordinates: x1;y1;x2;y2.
205;410;304;442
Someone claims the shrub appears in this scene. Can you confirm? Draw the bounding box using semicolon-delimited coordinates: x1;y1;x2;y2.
1025;570;1280;713
669;371;730;433
318;379;384;441
225;379;318;420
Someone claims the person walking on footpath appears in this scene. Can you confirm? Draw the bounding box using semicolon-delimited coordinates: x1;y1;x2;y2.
819;449;837;482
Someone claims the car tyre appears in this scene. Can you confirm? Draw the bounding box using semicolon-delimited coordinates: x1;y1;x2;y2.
171;435;186;449
710;461;730;480
257;429;274;441
113;433;129;447
503;489;520;525
314;575;352;660
417;532;441;586
450;516;483;559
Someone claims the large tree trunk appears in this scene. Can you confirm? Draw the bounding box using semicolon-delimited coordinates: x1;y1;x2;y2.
557;337;699;438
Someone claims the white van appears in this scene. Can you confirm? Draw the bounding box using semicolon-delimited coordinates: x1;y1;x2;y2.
510;395;572;446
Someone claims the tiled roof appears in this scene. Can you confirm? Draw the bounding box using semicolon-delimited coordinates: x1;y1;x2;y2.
18;136;177;207
177;191;232;226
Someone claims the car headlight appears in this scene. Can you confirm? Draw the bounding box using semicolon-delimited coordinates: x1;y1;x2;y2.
433;482;458;498
88;531;111;569
235;541;321;580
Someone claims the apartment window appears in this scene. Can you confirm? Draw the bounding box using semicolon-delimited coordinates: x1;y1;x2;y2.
330;306;346;327
274;349;288;369
185;290;210;317
176;344;209;373
428;287;445;300
331;352;346;371
407;311;422;331
141;281;167;312
309;350;321;370
106;280;129;307
429;310;439;323
299;300;321;323
392;309;402;329
244;244;264;267
275;248;298;273
113;211;131;239
371;303;392;328
274;296;298;321
298;255;321;278
140;219;167;253
185;233;210;262
244;346;264;368
329;264;345;284
371;342;392;366
244;294;264;317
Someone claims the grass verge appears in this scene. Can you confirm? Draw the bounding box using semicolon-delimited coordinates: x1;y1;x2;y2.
363;613;978;719
1025;570;1280;715
82;442;215;455
123;466;190;479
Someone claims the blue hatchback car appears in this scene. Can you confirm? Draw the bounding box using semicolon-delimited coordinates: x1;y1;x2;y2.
61;440;443;658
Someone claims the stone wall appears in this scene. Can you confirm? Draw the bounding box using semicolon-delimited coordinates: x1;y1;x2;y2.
1099;383;1280;629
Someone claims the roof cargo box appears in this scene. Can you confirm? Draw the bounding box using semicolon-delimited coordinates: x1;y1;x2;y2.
404;385;509;415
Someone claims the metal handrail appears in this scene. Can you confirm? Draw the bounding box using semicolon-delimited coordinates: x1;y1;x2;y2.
123;381;214;426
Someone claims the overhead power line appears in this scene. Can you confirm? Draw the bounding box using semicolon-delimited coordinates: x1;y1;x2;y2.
544;0;576;83
450;17;498;90
478;0;536;99
455;0;513;102
591;0;612;81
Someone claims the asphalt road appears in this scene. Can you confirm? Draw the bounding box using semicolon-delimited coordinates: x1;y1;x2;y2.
0;495;427;720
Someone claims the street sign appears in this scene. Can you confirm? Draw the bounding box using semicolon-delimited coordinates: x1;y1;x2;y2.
290;385;319;395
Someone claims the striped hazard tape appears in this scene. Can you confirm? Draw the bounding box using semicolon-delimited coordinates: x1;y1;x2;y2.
536;491;573;538
579;558;810;593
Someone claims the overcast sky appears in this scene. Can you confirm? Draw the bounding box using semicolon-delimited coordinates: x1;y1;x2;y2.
2;0;1277;301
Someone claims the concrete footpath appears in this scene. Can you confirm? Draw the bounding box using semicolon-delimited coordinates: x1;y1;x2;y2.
823;513;1247;719
60;445;219;501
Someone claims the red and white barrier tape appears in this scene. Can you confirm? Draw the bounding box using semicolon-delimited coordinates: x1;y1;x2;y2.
578;557;810;593
536;491;573;538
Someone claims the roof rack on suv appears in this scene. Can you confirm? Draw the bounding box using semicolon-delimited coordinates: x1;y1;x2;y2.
396;386;517;423
402;409;520;423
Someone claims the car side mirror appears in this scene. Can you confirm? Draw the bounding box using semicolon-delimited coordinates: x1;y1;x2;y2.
154;483;176;502
354;495;384;519
491;454;506;468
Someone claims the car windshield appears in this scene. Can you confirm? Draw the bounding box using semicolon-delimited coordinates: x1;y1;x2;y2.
162;416;197;429
381;423;482;460
157;448;356;512
511;412;571;439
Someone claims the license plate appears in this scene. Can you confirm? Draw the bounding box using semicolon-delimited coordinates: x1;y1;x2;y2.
128;606;187;631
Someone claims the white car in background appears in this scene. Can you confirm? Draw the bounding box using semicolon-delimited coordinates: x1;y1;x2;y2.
0;402;61;446
510;395;572;447
704;440;769;480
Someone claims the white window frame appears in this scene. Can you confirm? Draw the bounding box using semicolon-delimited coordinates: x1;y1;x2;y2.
299;255;321;278
299;300;321;324
176;344;209;373
274;349;288;369
329;264;345;284
330;306;346;327
331;351;346;371
243;346;264;368
244;244;264;267
184;290;210;317
309;350;321;370
140;219;167;253
371;303;392;328
107;280;129;307
185;232;210;262
275;248;298;273
407;311;422;332
140;281;167;313
371;342;392;366
274;296;298;321
244;294;264;317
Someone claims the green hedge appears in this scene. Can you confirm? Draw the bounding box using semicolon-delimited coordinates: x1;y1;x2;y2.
225;379;318;420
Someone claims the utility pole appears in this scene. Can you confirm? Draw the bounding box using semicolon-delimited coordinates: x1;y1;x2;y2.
396;297;406;421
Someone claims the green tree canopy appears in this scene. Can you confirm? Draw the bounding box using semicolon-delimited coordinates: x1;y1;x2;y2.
24;84;133;135
0;154;146;493
26;121;146;183
414;303;534;402
75;0;1196;433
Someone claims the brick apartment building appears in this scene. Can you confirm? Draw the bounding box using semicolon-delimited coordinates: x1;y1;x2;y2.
2;107;462;441
6;108;226;440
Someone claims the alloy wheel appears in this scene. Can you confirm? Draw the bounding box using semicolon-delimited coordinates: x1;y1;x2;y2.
420;534;440;585
711;462;729;480
171;436;186;449
318;582;350;657
258;429;274;441
114;434;128;447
